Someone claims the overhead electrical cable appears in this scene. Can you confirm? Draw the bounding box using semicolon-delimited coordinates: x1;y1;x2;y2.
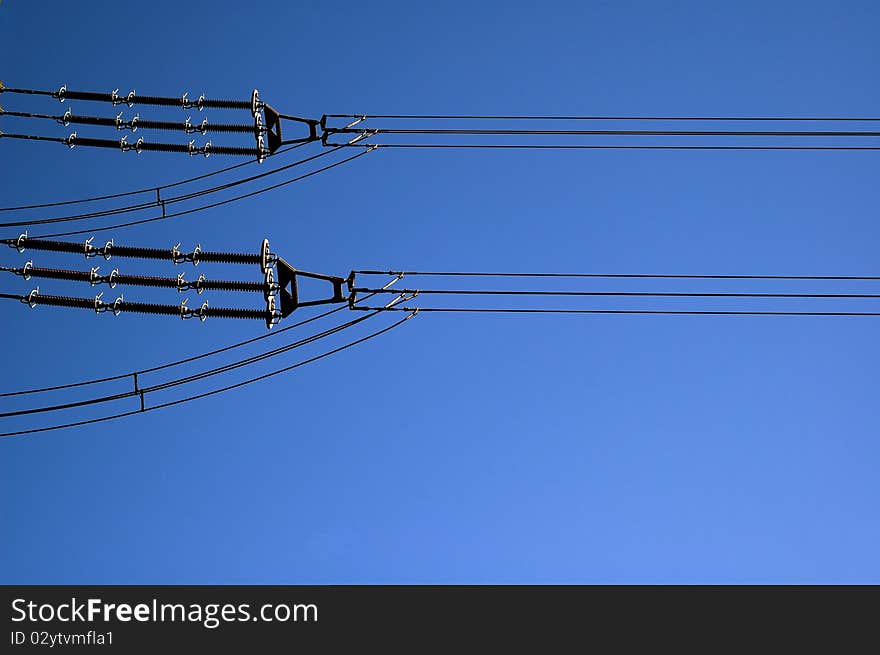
12;148;374;239
354;270;880;281
326;126;880;138
0;145;341;229
0;284;392;400
319;113;880;150
337;143;880;151
325;113;880;122
0;143;308;212
0;312;415;438
360;306;880;316
0;289;400;418
0;305;345;398
0;311;380;419
353;287;880;300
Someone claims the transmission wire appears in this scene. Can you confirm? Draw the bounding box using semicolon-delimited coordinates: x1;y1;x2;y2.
0;313;413;438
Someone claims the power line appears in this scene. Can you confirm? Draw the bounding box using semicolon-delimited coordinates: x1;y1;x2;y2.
0;311;379;419
0;287;394;399
354;270;880;281
0;312;415;438
339;143;880;151
1;132;263;157
22;148;374;239
353;287;880;300
0;143;308;212
321;114;880;149
362;306;880;316
0;145;341;229
0;304;347;398
326;113;880;122
327;127;880;138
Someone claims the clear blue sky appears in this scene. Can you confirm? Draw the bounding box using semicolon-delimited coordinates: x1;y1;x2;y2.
1;1;879;583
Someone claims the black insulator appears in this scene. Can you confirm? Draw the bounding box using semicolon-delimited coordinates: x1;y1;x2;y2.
29;293;95;310
50;90;251;110
108;272;178;289
59;90;116;103
65;115;118;128
132;94;252;110
202;306;271;320
68;136;262;157
199;279;264;292
11;238;83;255
113;300;189;316
196;251;262;265
7;238;263;266
204;144;264;156
29;292;269;320
22;266;264;292
26;267;92;282
108;244;182;260
134;119;255;134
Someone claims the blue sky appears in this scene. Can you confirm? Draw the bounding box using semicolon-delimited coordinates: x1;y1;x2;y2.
1;1;879;583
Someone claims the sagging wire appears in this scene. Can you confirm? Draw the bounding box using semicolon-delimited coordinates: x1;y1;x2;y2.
0;310;380;419
4;147;376;239
0;279;410;421
0;142;308;213
0;145;341;229
0;277;405;400
0;310;417;438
